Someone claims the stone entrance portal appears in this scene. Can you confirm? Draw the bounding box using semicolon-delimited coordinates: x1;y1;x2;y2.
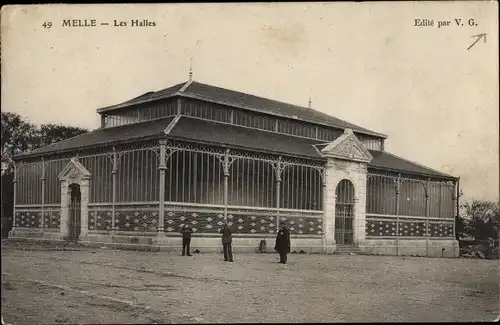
321;129;373;252
58;158;90;241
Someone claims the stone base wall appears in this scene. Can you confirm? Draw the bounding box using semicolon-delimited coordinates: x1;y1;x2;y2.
7;229;325;253
360;239;459;257
8;230;459;257
84;233;324;253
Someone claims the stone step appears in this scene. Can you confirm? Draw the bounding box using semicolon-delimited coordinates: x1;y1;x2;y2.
336;245;362;254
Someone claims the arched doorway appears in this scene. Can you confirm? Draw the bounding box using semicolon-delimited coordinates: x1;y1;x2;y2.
335;179;355;245
68;183;81;240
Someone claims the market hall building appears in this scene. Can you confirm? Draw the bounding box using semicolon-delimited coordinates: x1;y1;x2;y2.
10;78;460;257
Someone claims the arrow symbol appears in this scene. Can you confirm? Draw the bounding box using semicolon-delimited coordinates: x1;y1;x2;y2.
467;33;487;50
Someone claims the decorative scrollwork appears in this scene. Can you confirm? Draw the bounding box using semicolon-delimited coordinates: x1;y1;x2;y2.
165;140;225;156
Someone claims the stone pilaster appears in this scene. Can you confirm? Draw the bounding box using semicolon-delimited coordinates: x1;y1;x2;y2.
323;159;337;253
80;178;90;237
60;180;70;237
354;163;368;246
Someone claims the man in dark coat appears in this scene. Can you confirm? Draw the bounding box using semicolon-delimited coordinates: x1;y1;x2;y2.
180;224;193;256
275;223;291;264
219;222;234;262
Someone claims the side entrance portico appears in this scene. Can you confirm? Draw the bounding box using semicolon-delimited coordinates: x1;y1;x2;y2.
58;158;91;241
321;129;374;253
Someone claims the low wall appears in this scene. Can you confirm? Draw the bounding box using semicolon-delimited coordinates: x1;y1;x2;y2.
81;232;324;253
360;239;459;257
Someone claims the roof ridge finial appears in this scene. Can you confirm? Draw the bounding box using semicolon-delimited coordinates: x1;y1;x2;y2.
189;57;193;81
308;96;312;109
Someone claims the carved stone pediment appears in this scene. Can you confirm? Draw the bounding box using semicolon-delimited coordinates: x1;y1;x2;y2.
58;158;91;181
320;129;373;163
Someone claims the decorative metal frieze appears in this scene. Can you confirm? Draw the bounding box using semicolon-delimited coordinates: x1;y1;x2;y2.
88;210;113;231
280;156;325;169
114;209;159;232
160;209;322;235
113;140;161;153
277;215;324;235
43;209;61;229
365;218;454;238
227;149;278;164
163;210;224;234
165;140;225;156
14;210;42;228
88;205;160;231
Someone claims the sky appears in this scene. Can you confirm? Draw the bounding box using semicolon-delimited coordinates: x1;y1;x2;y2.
1;2;498;202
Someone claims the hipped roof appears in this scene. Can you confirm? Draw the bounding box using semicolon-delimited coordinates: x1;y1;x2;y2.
97;80;387;139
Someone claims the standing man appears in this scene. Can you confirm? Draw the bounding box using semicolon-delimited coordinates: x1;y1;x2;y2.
180;224;193;256
274;222;291;264
219;222;234;262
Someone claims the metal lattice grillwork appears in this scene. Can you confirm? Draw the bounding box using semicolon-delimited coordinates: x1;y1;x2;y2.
335;179;355;245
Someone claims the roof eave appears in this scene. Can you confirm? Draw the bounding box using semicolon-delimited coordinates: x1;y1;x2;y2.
165;134;326;162
13;134;167;161
96;93;180;114
367;165;458;181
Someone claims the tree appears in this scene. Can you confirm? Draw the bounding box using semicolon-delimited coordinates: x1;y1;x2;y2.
1;112;38;170
1;112;88;170
36;123;88;148
459;200;500;240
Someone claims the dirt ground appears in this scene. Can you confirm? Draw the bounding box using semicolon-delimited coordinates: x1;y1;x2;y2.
1;240;499;324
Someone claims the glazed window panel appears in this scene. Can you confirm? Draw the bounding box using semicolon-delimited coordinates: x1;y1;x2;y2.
227;158;276;208
233;110;275;131
317;126;343;142
357;134;382;151
366;175;397;215
428;182;455;219
280;164;323;210
116;149;160;202
278;119;316;138
182;99;232;123
360;139;382;151
44;159;70;205
165;151;224;205
79;154;113;203
16;162;42;205
440;184;455;219
399;179;427;217
138;100;177;121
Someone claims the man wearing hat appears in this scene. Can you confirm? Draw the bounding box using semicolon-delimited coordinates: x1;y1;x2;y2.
219;221;234;262
274;222;291;264
180;223;193;256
